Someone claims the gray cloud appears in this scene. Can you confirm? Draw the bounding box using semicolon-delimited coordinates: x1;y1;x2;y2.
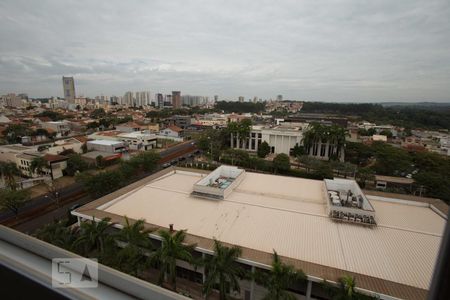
0;0;449;101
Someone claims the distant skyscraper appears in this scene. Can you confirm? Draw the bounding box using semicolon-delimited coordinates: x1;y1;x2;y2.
156;93;164;108
62;76;76;103
1;93;23;107
238;96;244;102
181;95;207;107
123;91;133;106
172;91;181;108
277;95;283;101
214;95;218;102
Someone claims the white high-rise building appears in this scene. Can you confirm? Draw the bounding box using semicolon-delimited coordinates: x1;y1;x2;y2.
1;93;24;107
135;91;151;106
123;91;133;107
62;76;76;103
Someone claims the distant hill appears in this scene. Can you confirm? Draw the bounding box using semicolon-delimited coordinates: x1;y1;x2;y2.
380;102;450;109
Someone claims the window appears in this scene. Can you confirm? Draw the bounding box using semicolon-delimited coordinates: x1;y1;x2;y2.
312;143;319;156
320;144;326;157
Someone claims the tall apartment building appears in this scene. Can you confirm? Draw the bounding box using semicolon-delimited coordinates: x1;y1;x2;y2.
123;91;133;106
181;95;207;107
156;93;164;108
172;91;181;108
135;91;151;107
238;96;244;102
165;94;172;107
62;76;76;103
1;93;24;107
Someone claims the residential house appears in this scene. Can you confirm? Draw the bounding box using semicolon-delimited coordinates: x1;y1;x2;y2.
117;132;157;151
159;125;183;138
87;140;127;153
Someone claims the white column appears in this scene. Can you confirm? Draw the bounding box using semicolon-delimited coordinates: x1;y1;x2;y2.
202;253;206;284
250;265;255;300
306;280;312;300
77;216;81;226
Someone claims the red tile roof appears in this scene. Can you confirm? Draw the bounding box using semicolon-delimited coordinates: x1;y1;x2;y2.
43;154;68;163
167;125;183;132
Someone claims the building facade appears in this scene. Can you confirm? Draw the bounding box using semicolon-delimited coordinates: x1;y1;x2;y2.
231;125;304;155
62;76;76;103
172;91;181;108
72;166;445;300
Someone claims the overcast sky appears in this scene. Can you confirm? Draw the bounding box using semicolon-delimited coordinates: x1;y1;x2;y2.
0;0;449;102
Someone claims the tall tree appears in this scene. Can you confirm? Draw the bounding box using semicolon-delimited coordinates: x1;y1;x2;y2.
273;153;290;173
0;189;30;217
356;168;375;188
76;170;124;198
0;161;21;190
227;119;252;149
153;229;196;290
114;217;154;276
203;239;244;300
35;219;79;251
30;156;48;176
302;123;347;160
65;153;89;176
255;251;306;300
257;141;271;158
117;216;153;248
134;151;160;172
74;217;114;256
322;275;376;300
338;276;356;299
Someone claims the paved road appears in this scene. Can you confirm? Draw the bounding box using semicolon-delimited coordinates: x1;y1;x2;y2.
0;182;85;222
4;141;200;232
14;194;93;234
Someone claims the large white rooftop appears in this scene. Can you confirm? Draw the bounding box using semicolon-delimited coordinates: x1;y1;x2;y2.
95;169;444;291
87;139;124;146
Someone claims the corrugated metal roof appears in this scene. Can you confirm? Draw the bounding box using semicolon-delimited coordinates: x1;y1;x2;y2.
75;168;445;299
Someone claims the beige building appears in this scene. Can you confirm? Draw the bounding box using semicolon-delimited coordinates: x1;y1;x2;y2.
231;124;306;156
62;76;76;103
16;153;67;179
72;166;446;300
42;121;71;137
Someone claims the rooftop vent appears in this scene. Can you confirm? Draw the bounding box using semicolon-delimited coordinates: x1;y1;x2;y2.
324;178;376;226
191;165;245;200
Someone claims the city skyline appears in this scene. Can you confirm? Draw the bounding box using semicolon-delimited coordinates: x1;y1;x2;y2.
1;0;450;102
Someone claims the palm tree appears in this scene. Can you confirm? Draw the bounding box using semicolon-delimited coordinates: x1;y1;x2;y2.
74;217;114;256
302;123;348;161
0;161;20;190
328;125;348;160
322;275;373;300
302;123;326;155
117;216;153;248
203;239;243;300
30;156;47;177
153;229;196;290
255;251;306;300
35;219;79;251
337;276;356;300
113;217;154;276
